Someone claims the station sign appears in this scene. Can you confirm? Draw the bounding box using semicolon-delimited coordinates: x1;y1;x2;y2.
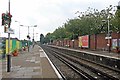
6;28;14;34
105;37;112;39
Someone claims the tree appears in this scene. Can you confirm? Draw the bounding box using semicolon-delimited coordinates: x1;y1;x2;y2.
42;5;119;41
40;34;44;44
112;8;120;32
52;27;66;39
44;33;54;44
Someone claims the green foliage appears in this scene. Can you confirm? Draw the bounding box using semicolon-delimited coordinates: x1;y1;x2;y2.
112;9;120;32
53;27;66;39
43;5;120;42
40;34;44;44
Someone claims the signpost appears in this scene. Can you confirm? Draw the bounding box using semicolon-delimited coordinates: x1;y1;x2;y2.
4;27;14;34
6;28;14;34
1;0;12;72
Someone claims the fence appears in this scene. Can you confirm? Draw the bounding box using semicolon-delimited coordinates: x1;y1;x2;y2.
53;32;120;53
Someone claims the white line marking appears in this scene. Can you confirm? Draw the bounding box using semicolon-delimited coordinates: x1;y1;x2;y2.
41;49;62;79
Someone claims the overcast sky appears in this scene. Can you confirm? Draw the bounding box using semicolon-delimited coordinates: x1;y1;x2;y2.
0;0;120;41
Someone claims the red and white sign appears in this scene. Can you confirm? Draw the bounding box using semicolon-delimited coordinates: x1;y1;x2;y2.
79;35;89;48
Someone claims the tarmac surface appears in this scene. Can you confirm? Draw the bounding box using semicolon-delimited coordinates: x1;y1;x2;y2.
1;45;60;79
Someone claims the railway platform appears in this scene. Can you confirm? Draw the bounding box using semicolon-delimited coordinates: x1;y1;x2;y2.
69;47;120;60
48;45;120;70
1;45;61;79
49;45;120;60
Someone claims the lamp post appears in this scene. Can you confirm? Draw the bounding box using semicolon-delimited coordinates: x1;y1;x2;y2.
72;32;74;48
33;28;34;41
32;28;34;48
20;25;37;52
102;17;111;53
102;10;111;53
36;33;38;41
32;28;37;48
15;21;20;40
107;14;111;53
27;26;31;51
7;0;11;72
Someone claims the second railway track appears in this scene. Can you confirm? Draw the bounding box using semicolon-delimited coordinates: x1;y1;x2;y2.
41;45;120;80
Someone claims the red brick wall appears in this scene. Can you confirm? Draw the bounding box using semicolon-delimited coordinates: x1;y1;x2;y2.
67;40;78;48
90;35;95;50
96;33;108;50
63;40;67;46
74;40;79;48
69;40;72;48
112;32;120;39
68;40;71;47
53;32;120;51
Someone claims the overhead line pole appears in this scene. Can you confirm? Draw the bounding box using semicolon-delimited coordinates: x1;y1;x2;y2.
20;25;37;52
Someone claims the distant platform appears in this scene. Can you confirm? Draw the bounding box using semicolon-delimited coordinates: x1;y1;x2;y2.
48;45;120;70
48;45;120;60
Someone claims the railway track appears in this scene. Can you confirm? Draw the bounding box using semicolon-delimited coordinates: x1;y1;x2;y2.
41;45;120;80
42;46;85;79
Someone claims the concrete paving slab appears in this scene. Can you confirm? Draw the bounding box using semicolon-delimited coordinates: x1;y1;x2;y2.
0;61;2;80
2;45;60;79
41;58;58;78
